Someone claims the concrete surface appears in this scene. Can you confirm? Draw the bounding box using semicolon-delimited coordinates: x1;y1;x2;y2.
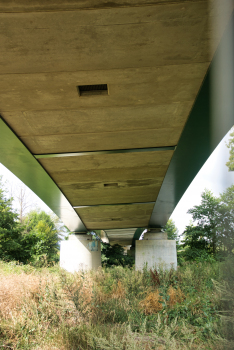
0;0;230;232
135;233;177;270
60;234;101;272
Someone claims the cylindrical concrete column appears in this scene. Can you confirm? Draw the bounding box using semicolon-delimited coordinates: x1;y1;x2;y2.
60;234;101;273
135;230;177;271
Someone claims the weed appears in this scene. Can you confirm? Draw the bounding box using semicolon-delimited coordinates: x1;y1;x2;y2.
0;260;227;349
150;268;160;287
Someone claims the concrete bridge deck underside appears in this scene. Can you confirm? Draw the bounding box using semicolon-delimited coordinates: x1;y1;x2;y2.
0;0;233;245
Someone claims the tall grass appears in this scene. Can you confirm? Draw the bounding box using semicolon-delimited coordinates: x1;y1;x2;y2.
212;257;234;349
0;260;228;349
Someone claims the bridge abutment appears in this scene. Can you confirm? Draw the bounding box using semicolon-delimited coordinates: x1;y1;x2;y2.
60;234;101;273
135;230;177;271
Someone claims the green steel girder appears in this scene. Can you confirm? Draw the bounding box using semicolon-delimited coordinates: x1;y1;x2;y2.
132;12;234;246
0;117;87;233
148;12;234;229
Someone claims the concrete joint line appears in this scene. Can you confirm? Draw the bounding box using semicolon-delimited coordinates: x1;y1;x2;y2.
73;201;155;209
34;146;176;159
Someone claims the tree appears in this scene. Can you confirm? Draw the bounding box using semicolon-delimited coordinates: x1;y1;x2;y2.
162;219;180;248
182;224;211;260
101;243;134;267
22;210;60;265
89;231;134;267
182;187;234;260
15;186;32;223
0;177;24;261
6;181;33;222
187;190;220;255
218;185;234;254
0;177;63;265
226;127;234;171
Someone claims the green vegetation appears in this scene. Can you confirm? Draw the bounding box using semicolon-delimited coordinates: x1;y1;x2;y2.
0;258;230;350
180;186;234;262
163;219;180;248
215;256;234;348
0;179;24;262
0;176;234;348
0;177;61;266
101;243;134;267
22;210;60;266
226;127;234;171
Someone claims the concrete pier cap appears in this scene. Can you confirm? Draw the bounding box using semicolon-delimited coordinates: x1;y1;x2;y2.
60;233;101;273
135;228;177;271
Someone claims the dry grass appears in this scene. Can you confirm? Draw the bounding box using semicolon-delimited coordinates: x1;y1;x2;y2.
111;281;126;299
0;273;46;318
0;261;223;350
139;286;185;315
167;286;185;307
139;290;164;314
62;272;95;319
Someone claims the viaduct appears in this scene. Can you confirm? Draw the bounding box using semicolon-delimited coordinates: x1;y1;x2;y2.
0;0;233;271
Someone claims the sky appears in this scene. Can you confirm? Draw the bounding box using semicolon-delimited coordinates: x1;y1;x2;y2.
0;128;234;234
170;128;234;234
0;162;51;215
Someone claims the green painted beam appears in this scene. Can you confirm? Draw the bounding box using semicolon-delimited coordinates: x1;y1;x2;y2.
149;13;234;229
0;117;87;233
132;228;146;247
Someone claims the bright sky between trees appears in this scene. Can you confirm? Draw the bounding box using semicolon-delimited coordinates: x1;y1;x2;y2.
0;163;51;214
0;127;234;235
171;128;234;234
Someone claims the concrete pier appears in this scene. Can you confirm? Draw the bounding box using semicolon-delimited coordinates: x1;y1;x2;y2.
60;234;101;273
135;230;177;271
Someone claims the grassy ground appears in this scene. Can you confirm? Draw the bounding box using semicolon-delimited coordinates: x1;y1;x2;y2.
0;260;232;350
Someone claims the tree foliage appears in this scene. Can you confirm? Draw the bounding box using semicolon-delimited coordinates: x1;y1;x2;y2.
187;190;220;254
22;210;60;265
0;177;60;265
101;243;134;267
162;219;180;248
219;185;234;253
182;187;234;260
226;128;234;171
0;178;24;261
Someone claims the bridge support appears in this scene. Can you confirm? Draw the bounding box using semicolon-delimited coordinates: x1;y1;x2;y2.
60;234;101;273
135;230;177;271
